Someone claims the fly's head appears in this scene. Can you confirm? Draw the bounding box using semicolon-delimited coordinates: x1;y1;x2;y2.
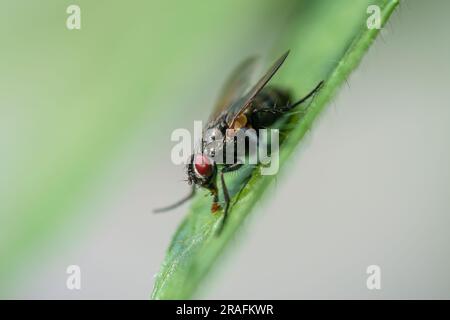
187;153;216;188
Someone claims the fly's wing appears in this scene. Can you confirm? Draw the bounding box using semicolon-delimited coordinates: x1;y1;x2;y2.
225;50;289;127
208;56;258;123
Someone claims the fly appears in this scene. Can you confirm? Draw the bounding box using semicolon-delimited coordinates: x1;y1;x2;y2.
154;51;323;234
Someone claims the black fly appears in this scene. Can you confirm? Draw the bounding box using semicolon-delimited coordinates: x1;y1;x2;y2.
154;51;323;234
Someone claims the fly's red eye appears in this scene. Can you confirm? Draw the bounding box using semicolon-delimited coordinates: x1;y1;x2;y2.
194;154;213;177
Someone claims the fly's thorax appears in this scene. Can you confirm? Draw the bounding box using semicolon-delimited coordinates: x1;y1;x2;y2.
202;118;228;162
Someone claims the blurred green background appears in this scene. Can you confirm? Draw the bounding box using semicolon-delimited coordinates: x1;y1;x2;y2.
1;0;302;297
1;0;450;298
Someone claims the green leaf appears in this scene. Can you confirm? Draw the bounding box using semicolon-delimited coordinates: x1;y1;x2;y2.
152;0;399;299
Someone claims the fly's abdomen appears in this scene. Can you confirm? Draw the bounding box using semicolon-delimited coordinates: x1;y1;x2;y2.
248;87;292;129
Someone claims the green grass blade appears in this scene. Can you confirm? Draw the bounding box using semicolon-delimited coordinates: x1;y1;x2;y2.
152;0;399;299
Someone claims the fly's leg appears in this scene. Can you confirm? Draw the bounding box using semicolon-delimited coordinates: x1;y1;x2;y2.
252;80;324;116
211;185;220;213
285;80;324;110
216;163;243;235
153;185;196;213
217;171;230;235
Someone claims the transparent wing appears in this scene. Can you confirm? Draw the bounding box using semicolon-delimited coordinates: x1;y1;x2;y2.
208;56;258;123
225;50;289;127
